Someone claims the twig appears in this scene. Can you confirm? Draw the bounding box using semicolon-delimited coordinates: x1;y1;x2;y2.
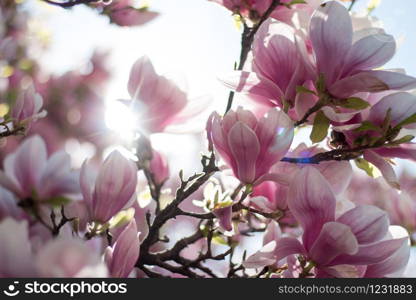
280;143;389;165
139;153;219;255
41;0;100;8
0;125;25;138
348;0;357;11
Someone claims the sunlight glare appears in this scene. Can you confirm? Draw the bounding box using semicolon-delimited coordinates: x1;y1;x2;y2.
105;101;137;142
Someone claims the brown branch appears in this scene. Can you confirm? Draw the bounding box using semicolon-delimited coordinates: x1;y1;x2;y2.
41;0;100;8
50;206;75;237
293;101;325;127
139;153;219;255
280;143;385;165
348;0;358;11
0;125;25;138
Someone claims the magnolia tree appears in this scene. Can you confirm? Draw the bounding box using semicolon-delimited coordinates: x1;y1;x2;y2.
0;0;415;278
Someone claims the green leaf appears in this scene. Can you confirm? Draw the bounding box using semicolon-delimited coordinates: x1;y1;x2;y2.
354;121;380;132
395;113;416;128
46;196;71;207
354;158;375;177
283;0;307;8
290;0;307;4
310;110;330;143
296;85;316;95
338;97;371;110
391;135;415;145
212;232;228;246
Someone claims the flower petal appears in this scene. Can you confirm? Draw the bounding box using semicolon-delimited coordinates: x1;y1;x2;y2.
309;221;358;266
342;33;396;76
337;205;389;244
309;1;353;86
220;71;284;104
369;92;416;128
332;237;408;266
227;122;260;183
364;150;399;189
287;167;336;250
364;236;410;278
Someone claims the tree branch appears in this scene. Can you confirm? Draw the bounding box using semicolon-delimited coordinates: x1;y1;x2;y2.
41;0;100;8
281;143;388;165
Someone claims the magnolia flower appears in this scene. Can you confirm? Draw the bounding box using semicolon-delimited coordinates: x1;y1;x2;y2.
309;1;416;98
0;218;36;277
221;19;314;109
0;187;24;221
209;0;318;25
104;0;159;27
193;179;234;232
36;238;108;277
12;86;46;129
207;107;294;184
0;135;79;201
148;149;169;186
245;167;409;278
209;0;277;20
125;56;206;133
105;219;141;278
334;92;416;188
80;150;138;223
250;144;353;224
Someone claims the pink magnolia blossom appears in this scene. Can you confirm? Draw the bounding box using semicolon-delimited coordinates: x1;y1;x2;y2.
334;92;416;188
11;86;46;128
221;19;314;109
80;150;138;223
0;218;37;277
105;219;141;278
209;0;317;25
36;238;108;277
149;149;169;186
209;0;278;20
104;0;159;27
245;167;409;277
250;143;352;224
309;1;416;98
207;107;294;184
125;56;206;133
368;92;416;128
0;135;79;201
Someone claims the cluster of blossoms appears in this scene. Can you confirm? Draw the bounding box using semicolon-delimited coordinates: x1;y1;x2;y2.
0;0;416;278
